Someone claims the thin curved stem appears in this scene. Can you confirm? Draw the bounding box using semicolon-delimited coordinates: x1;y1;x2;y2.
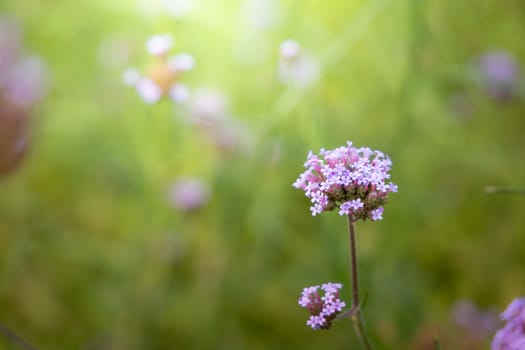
348;215;360;307
347;215;374;350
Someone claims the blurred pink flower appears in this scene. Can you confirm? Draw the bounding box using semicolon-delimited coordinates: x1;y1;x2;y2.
185;88;253;153
279;39;301;60
476;50;521;101
2;55;48;107
168;177;211;212
136;77;163;104
451;299;499;339
0;15;48;176
187;88;229;127
0;16;48;110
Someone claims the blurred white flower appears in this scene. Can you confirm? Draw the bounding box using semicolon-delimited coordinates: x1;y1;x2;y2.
278;39;320;88
168;52;195;72
136;77;163;104
279;39;301;60
146;34;173;56
168;177;211;212
123;34;194;104
169;83;190;103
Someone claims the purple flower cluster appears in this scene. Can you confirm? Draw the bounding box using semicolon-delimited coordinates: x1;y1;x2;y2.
293;141;397;220
298;283;346;330
492;297;525;350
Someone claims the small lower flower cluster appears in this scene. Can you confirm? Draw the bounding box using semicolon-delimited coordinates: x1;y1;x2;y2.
492;297;525;350
298;283;346;330
293;141;398;220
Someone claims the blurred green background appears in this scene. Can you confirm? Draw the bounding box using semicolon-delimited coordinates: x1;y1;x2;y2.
1;0;525;349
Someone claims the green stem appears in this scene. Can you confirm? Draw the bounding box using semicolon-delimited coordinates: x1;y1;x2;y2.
347;216;374;350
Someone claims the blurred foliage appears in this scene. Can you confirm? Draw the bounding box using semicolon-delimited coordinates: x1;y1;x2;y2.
1;0;525;349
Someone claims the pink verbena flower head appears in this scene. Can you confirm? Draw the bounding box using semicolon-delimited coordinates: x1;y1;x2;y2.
492;297;525;350
0;15;48;177
293;141;397;220
298;283;346;330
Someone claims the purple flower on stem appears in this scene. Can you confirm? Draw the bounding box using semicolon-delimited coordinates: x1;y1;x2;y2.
299;283;346;330
293;141;397;220
492;297;525;350
294;142;391;348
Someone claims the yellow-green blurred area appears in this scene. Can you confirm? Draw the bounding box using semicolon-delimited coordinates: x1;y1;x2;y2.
1;0;525;348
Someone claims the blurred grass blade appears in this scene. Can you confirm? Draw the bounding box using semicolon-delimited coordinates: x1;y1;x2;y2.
0;323;39;350
433;336;441;350
265;0;392;129
485;187;525;195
